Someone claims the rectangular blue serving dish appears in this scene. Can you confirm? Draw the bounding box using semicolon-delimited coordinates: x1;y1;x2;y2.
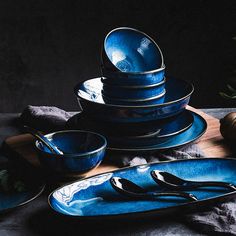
49;158;236;220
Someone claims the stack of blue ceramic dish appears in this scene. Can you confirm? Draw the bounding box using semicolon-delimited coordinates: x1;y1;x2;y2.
101;27;166;105
73;27;207;151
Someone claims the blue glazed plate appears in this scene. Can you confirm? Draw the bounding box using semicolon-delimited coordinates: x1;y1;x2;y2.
67;110;193;141
74;77;194;122
48;158;236;219
108;111;206;151
0;163;45;213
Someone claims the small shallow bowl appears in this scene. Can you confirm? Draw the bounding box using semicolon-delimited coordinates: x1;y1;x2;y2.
35;130;107;174
101;65;165;87
102;27;164;73
102;77;166;101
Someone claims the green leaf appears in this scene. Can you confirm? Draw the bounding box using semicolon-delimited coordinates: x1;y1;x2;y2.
219;92;236;99
227;84;236;93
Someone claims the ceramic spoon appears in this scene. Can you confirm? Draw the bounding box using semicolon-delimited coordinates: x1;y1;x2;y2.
110;177;197;201
151;170;236;191
24;126;64;155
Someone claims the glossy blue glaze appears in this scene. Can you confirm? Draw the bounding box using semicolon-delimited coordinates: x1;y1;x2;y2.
74;77;194;123
101;66;165;87
102;27;164;73
108;111;206;150
71;110;193;141
49;158;236;219
102;78;165;101
35;130;107;174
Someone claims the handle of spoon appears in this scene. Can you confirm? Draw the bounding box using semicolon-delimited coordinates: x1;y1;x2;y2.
150;191;198;201
24;126;63;155
187;181;236;191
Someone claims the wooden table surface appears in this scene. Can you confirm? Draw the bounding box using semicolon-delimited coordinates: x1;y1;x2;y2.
2;106;234;179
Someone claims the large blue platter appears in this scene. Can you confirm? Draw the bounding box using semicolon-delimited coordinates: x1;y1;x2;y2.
49;158;236;220
108;111;206;151
74;77;194;123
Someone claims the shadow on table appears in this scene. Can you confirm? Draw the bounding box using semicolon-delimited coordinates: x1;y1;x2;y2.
26;207;184;236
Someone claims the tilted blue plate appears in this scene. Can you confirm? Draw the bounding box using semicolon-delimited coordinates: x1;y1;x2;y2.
108;111;206;151
0;162;45;213
74;77;194;123
49;158;236;219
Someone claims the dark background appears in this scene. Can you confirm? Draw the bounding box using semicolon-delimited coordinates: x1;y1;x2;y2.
0;0;236;112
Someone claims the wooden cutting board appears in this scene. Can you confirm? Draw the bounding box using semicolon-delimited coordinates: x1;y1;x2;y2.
2;106;234;179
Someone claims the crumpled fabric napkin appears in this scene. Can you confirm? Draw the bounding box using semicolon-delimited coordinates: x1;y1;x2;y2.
20;105;74;132
20;105;236;236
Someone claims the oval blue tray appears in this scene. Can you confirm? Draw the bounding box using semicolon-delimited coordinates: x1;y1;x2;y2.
49;158;236;220
74;77;194;123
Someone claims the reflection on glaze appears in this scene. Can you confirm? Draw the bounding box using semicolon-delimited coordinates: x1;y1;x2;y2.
53;173;113;204
137;165;150;173
137;38;151;56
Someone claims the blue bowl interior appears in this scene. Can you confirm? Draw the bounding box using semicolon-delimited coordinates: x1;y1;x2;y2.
37;132;106;155
104;28;162;72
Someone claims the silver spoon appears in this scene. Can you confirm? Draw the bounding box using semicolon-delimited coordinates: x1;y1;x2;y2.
151;170;236;191
110;177;197;201
24;126;64;155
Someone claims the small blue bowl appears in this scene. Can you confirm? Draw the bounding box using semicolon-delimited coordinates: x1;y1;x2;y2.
102;27;164;72
101;65;165;87
102;78;166;101
35;130;107;174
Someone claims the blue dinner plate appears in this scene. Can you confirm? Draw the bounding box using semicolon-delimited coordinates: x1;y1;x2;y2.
67;110;193;141
0;162;45;213
74;77;194;123
108;111;206;151
48;158;236;220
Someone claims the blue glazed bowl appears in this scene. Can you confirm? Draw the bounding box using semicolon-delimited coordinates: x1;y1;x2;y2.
102;27;164;73
102;78;166;101
102;93;166;106
35;130;107;174
101;65;165;87
74;77;194;123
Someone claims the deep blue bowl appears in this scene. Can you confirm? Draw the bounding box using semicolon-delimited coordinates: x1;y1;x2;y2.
35;130;107;174
102;27;164;72
101;65;165;87
102;78;165;101
74;77;194;123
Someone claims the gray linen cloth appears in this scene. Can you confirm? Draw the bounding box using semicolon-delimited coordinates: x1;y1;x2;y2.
20;105;236;236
